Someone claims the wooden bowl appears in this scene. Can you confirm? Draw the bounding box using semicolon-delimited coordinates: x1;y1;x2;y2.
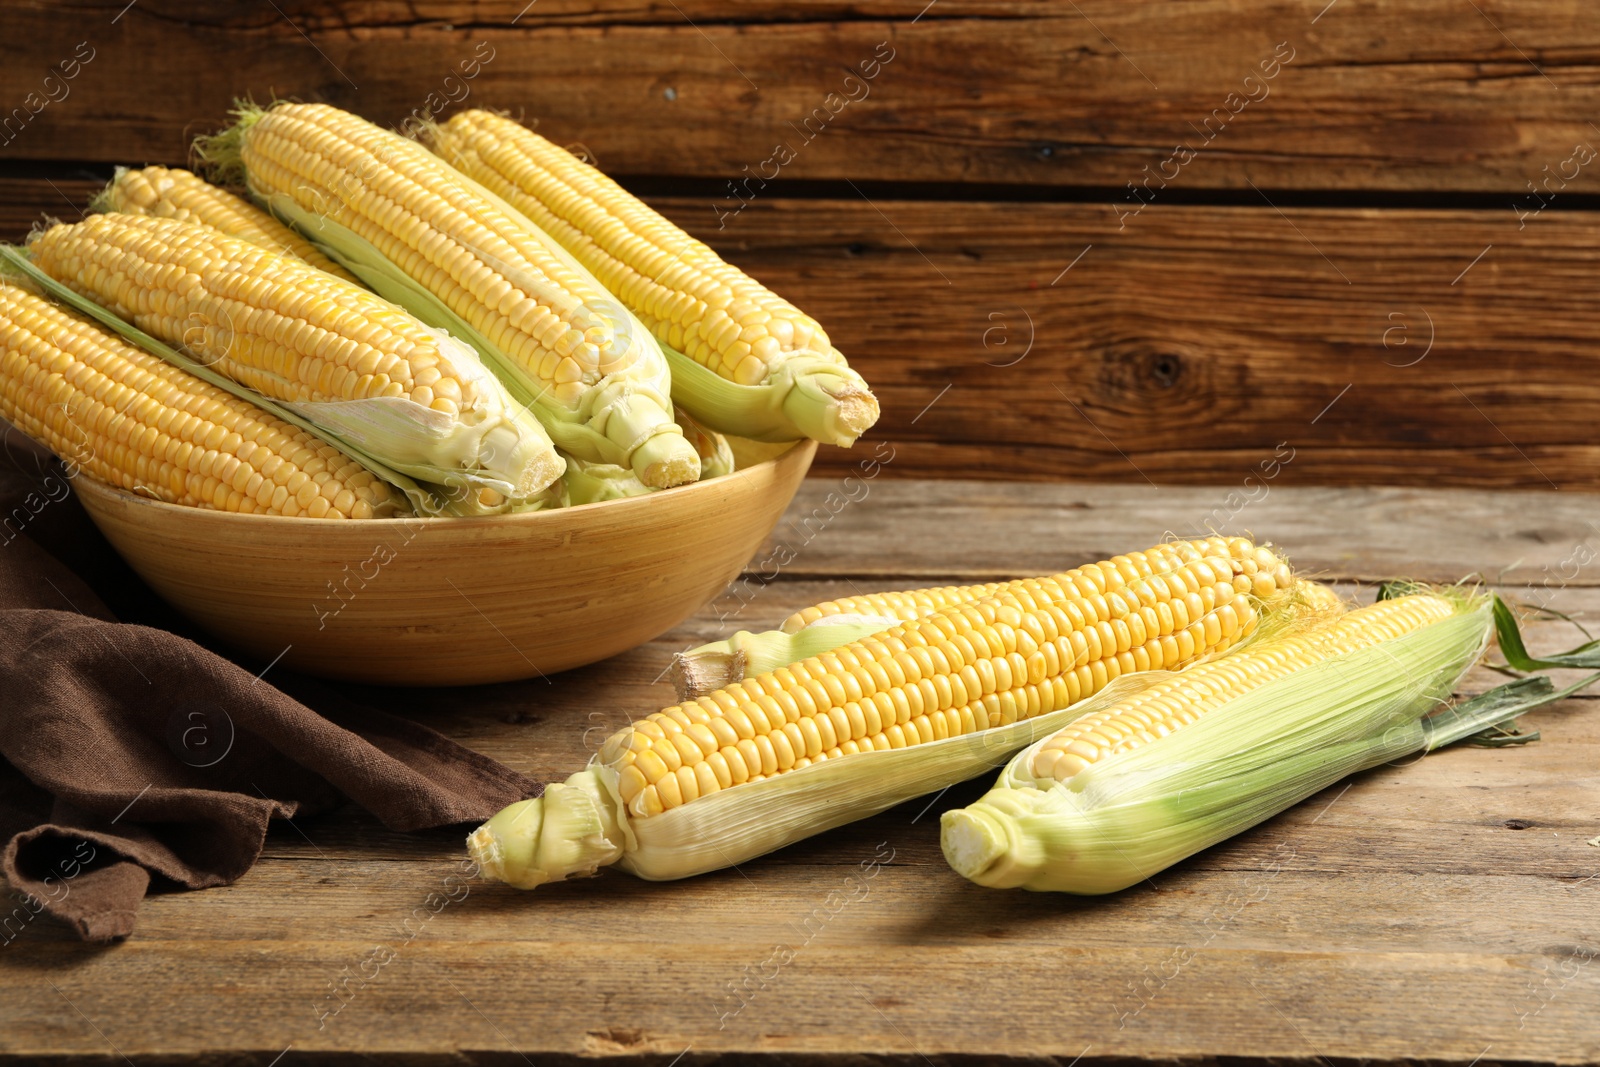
73;440;816;686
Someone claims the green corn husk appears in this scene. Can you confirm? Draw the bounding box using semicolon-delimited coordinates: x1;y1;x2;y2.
663;344;878;446
670;614;903;701
559;456;649;506
938;590;1544;894
198;103;700;490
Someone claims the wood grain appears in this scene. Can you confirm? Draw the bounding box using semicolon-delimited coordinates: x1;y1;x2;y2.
753;481;1600;586
7;178;1600;490
4;484;1600;1064
2;1;1599;193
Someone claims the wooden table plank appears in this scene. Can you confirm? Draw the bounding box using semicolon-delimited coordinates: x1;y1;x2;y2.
3;1;1599;193
5;942;1596;1062
7;178;1600;490
4;484;1598;1064
747;480;1600;586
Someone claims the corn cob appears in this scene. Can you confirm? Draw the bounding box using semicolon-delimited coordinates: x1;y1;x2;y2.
93;165;359;283
26;213;561;506
674;560;1339;700
0;281;401;518
199;102;700;489
782;581;1022;635
467;537;1298;888
942;591;1499;894
426;110;879;447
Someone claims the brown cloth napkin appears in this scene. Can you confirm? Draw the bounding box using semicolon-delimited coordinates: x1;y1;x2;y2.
0;434;539;941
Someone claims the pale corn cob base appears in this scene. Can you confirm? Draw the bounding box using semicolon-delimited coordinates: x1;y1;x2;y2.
670;614;905;701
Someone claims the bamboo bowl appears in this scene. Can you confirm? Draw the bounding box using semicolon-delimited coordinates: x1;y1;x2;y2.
73;440;816;686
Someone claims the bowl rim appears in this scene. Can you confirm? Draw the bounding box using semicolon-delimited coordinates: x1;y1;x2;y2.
71;438;817;529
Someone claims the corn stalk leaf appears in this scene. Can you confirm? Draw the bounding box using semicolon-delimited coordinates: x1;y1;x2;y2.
1492;592;1600;670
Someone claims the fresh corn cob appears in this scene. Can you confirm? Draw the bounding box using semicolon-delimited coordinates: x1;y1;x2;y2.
0;280;401;517
25;214;561;507
941;591;1500;894
426;110;879;447
673;563;1343;700
783;581;1022;635
467;537;1299;888
93;165;360;283
199;102;700;489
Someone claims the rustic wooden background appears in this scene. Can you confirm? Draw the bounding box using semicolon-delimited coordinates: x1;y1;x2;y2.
2;0;1598;489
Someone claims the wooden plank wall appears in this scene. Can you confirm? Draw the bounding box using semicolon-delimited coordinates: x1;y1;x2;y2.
2;0;1598;487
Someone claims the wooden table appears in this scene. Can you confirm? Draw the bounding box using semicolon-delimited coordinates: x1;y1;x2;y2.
2;480;1596;1065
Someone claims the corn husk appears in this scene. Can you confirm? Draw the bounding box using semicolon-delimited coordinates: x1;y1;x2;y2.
939;590;1516;894
676;406;736;479
560;408;738;506
661;344;878;447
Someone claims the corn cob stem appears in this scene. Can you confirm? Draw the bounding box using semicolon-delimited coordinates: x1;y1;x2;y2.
562;408;735;505
662;345;880;446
